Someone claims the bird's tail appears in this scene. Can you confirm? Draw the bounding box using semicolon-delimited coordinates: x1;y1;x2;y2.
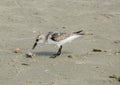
73;30;84;35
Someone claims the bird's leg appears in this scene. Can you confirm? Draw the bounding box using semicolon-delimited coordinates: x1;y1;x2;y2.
50;45;62;58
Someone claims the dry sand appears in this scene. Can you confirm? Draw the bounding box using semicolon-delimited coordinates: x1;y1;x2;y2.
0;0;120;85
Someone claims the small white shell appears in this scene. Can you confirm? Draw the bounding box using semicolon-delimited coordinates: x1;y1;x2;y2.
14;48;21;53
26;52;34;58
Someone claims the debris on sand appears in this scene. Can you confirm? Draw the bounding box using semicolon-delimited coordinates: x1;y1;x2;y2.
26;52;35;58
93;49;102;52
109;75;120;82
67;55;73;58
21;63;29;66
114;40;120;44
62;26;66;29
109;75;117;78
114;50;120;55
67;54;80;59
14;48;21;53
92;48;107;52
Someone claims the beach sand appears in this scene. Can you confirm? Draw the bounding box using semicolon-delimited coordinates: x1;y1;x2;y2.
0;0;120;85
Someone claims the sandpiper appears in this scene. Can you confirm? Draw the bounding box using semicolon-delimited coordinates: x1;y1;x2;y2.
32;30;84;58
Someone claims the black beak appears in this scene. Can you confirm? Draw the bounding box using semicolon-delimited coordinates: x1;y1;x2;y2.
32;42;37;49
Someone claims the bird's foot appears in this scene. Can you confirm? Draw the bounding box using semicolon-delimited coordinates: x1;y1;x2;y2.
50;45;62;58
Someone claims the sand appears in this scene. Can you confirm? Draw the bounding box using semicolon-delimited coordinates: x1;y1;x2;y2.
0;0;120;85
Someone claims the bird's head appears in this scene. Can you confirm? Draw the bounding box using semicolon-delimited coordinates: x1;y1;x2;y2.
32;34;45;49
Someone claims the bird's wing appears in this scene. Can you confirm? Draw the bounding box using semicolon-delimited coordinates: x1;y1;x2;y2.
50;32;71;42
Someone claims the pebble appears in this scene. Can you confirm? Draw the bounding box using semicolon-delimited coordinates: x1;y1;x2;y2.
26;52;34;58
14;48;21;53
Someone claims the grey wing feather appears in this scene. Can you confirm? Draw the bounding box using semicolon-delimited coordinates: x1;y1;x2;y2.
51;32;70;41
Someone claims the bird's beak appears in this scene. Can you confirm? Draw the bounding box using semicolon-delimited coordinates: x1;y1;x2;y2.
32;42;37;49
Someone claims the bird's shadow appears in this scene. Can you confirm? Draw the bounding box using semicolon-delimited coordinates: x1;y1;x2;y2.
33;51;70;57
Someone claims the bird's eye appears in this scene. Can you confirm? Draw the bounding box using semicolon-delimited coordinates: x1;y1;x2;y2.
36;39;39;41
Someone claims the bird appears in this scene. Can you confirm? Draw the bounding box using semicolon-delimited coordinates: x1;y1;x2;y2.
32;30;84;58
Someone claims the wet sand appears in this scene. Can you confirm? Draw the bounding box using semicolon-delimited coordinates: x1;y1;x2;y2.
0;0;120;85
